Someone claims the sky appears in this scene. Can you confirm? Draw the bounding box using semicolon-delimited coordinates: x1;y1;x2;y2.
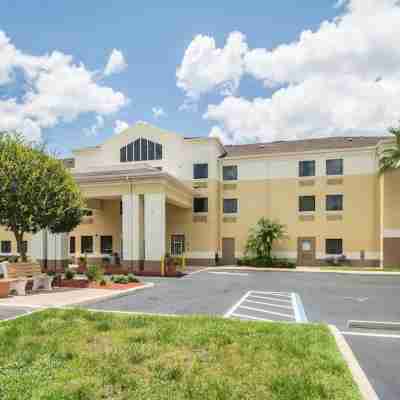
1;0;399;156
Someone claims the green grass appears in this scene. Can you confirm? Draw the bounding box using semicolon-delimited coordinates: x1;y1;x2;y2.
0;309;361;400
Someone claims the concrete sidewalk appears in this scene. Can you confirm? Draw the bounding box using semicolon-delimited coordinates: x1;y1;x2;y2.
0;284;153;308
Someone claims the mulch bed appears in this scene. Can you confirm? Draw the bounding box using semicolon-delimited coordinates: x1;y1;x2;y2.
57;279;144;290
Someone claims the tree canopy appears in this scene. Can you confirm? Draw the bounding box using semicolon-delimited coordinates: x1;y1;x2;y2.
379;124;400;173
245;217;286;260
0;133;86;261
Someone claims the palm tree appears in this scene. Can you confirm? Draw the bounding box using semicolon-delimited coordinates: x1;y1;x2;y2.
379;125;400;173
245;218;286;260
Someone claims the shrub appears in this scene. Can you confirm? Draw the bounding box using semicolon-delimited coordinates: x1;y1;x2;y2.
112;275;129;284
236;256;296;269
64;269;75;280
86;265;103;282
127;273;139;283
99;278;107;286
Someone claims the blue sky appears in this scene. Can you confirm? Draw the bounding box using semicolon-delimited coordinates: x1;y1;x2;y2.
1;0;399;156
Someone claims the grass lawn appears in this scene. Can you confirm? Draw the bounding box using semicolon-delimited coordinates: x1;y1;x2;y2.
0;309;361;400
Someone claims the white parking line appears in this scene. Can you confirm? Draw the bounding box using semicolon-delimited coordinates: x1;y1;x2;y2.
247;294;292;303
224;291;251;318
239;305;294;319
208;271;249;276
245;299;293;309
341;331;400;339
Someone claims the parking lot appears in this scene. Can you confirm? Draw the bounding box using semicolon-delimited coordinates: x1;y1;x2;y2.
1;268;399;399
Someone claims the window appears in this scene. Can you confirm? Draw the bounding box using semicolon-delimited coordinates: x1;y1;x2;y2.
299;160;315;177
193;197;208;213
17;240;28;255
121;138;163;163
101;236;113;254
155;143;162;160
326;159;343;175
299;196;316;212
148;140;155;160
193;163;208;179
326;239;343;255
141;138;148;161
326;194;343;211
223;165;238;181
1;241;11;254
69;237;76;254
81;236;93;254
223;198;238;214
171;234;185;256
120;146;127;162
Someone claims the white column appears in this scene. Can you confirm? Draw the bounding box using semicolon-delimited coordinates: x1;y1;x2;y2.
47;232;68;261
122;193;141;261
31;230;47;263
144;193;166;261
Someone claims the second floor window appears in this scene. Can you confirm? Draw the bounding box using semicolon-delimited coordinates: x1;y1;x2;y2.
193;163;208;179
193;197;208;213
299;196;316;212
120;138;162;162
223;198;238;214
326;194;343;211
223;165;238;181
81;236;93;254
326;159;343;175
299;160;315;177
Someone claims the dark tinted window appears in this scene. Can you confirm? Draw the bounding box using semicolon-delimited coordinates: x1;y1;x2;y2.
81;236;93;254
156;143;162;160
1;241;11;253
134;138;140;161
223;198;238;214
326;239;343;255
299;196;315;212
69;237;76;254
120;146;127;162
326;159;343;175
101;236;113;254
148;140;155;160
193;163;208;179
326;194;343;211
141;138;148;161
299;160;315;177
223;165;238;181
193;197;208;213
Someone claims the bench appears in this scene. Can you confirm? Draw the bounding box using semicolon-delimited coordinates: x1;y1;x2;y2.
0;262;54;296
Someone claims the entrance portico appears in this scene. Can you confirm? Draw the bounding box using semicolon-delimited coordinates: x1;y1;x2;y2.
34;164;193;275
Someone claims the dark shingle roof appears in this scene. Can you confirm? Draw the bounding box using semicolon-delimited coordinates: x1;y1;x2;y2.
224;136;386;157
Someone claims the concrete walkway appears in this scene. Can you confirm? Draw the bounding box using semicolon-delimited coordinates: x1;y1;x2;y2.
0;284;153;308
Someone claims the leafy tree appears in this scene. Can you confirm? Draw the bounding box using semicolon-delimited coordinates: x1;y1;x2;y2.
0;133;86;262
379;124;400;173
245;217;286;260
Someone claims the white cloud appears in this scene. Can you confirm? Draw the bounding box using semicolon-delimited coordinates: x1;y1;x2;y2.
84;115;104;136
114;119;129;134
176;31;248;100
177;0;400;143
152;106;167;119
104;49;127;76
0;31;128;141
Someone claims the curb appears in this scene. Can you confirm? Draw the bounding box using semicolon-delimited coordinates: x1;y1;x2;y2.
68;282;155;307
206;266;400;275
328;325;380;400
348;320;400;331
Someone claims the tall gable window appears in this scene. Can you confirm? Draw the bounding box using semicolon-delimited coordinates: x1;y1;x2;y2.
120;138;162;162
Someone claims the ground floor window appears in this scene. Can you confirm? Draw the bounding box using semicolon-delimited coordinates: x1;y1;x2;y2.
171;235;185;256
326;239;343;255
17;240;28;255
81;236;93;254
101;236;113;254
1;240;11;254
69;237;76;254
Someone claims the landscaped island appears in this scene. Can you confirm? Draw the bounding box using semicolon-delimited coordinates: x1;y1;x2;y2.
0;309;361;399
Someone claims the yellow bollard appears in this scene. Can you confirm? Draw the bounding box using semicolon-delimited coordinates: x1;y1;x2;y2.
161;256;165;277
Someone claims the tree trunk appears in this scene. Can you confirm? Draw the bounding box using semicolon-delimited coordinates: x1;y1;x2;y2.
13;231;27;262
